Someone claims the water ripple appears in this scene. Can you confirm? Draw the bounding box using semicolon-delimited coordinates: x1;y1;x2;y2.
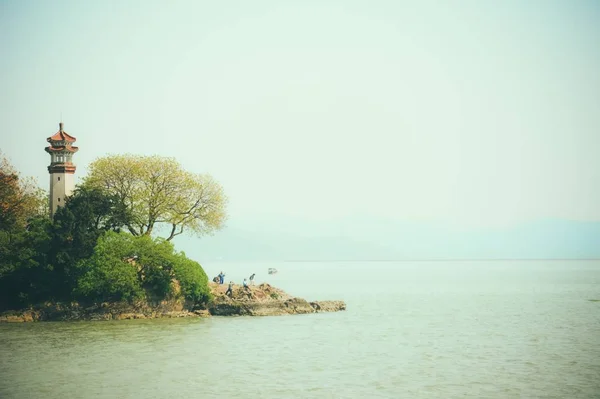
1;260;599;398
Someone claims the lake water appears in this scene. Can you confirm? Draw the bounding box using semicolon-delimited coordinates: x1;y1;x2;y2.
1;260;599;398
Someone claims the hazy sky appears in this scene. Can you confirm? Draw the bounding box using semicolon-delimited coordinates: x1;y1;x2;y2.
2;0;599;230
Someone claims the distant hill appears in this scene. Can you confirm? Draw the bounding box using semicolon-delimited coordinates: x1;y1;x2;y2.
175;217;600;262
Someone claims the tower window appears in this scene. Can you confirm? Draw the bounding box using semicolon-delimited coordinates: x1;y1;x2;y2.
58;198;61;202
58;177;61;181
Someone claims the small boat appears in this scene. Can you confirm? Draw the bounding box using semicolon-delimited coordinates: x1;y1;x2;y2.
268;268;278;275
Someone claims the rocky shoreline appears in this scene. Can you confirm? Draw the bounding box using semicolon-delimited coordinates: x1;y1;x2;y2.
0;283;346;322
208;282;345;316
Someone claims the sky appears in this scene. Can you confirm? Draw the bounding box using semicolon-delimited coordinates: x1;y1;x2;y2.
2;0;599;234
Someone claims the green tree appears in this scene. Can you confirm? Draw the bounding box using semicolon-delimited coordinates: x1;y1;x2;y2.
75;232;143;302
122;233;176;300
0;153;47;231
0;217;53;310
171;252;211;303
75;232;211;305
0;154;51;310
0;154;213;309
49;186;133;299
83;154;227;241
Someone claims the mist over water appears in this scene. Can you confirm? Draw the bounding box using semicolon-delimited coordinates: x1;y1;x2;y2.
2;2;599;397
1;260;599;398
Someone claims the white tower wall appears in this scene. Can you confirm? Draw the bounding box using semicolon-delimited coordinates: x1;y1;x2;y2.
49;171;75;217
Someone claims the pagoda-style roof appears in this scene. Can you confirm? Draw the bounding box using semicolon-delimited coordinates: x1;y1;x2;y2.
47;122;76;143
45;145;79;153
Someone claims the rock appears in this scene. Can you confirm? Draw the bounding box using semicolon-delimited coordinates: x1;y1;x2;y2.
0;310;41;323
157;311;198;318
21;312;34;322
115;313;146;320
310;301;346;313
207;283;345;316
208;302;247;316
282;298;315;314
1;315;24;323
0;282;346;321
89;313;113;321
193;309;210;317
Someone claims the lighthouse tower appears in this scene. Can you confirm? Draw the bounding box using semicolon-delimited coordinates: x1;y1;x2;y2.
45;122;79;217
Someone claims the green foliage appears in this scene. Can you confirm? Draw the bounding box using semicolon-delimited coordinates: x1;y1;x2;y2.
74;232;211;305
0;217;53;309
128;235;175;299
0;158;213;310
0;153;47;231
75;232;143;302
171;253;212;303
0;152;50;308
49;186;134;299
83;154;227;241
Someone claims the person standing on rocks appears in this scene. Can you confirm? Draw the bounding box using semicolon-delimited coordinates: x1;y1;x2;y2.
225;281;233;297
218;271;225;284
249;273;256;285
243;278;250;291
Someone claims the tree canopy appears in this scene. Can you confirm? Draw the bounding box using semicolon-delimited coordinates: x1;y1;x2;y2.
0;155;50;308
83;155;227;241
0;153;46;231
75;231;211;303
0;154;215;311
48;186;133;298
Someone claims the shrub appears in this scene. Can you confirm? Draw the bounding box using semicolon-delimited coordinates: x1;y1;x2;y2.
126;235;175;300
74;231;212;305
171;253;212;304
0;217;53;310
74;232;143;302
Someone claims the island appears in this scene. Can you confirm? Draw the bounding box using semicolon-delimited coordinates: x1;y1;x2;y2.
0;282;346;322
1;141;346;323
